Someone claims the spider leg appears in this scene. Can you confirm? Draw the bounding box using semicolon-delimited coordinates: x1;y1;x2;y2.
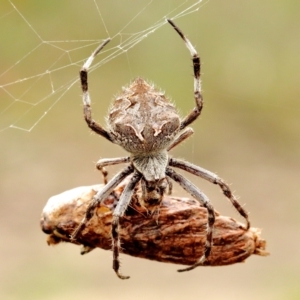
111;171;142;279
80;39;114;142
166;176;173;195
167;127;194;152
167;19;203;131
70;165;134;241
96;156;130;184
169;158;250;229
166;167;215;272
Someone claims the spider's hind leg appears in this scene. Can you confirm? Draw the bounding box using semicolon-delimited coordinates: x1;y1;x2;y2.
80;39;114;142
167;19;203;130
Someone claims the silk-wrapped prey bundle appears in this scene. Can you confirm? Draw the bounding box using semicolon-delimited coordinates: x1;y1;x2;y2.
41;183;268;277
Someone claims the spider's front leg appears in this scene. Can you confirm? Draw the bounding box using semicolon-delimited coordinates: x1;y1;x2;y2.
70;165;134;241
168;19;203;130
80;39;114;142
169;158;250;230
166;167;215;272
111;171;142;279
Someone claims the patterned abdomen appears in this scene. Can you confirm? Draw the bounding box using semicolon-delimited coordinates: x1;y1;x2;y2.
108;78;181;154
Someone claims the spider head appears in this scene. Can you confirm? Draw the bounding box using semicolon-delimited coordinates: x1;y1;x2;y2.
140;177;168;213
131;151;169;212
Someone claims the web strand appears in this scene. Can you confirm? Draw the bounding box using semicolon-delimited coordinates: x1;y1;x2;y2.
0;0;205;132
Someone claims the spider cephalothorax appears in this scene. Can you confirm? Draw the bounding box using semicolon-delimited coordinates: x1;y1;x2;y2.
71;19;250;280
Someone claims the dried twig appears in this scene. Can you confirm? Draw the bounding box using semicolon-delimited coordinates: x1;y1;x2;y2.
41;183;268;269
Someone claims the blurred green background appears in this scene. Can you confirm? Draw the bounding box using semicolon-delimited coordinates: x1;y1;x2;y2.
1;0;300;299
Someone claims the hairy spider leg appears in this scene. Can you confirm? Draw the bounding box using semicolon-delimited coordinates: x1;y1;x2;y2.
96;157;130;184
111;171;142;279
167;127;194;152
167;19;203;131
169;158;250;230
165;167;215;272
80;39;113;142
71;165;134;241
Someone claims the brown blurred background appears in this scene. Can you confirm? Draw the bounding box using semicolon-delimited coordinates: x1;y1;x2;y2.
1;0;300;299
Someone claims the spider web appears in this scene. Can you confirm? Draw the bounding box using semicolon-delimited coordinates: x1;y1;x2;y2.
0;0;208;133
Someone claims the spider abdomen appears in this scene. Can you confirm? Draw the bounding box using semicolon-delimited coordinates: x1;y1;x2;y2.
108;78;181;154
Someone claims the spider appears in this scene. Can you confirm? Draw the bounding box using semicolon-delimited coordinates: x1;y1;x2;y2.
71;19;250;279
